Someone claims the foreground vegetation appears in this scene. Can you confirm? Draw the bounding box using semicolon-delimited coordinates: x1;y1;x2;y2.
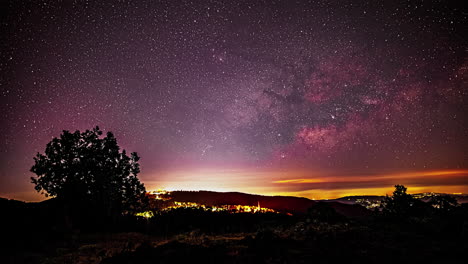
15;127;464;263
1;185;467;263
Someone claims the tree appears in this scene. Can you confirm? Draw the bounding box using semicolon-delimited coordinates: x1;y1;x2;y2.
380;185;429;218
31;126;147;222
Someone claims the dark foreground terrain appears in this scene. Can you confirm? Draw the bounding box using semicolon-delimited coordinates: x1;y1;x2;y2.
1;195;467;264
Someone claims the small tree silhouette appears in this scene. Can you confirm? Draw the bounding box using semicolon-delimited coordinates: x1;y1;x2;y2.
381;184;429;218
381;185;415;217
31;126;147;224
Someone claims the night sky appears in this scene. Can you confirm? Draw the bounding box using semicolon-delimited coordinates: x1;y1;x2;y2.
1;0;467;201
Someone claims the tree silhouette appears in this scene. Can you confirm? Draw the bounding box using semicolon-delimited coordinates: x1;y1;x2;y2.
380;185;429;218
31;126;147;223
381;185;414;217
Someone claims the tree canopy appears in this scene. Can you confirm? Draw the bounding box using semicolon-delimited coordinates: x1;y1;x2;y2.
380;184;433;218
31;126;147;217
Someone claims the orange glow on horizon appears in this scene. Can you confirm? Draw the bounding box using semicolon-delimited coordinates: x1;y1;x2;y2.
7;169;467;202
143;168;468;200
274;178;325;184
276;185;468;200
273;169;468;184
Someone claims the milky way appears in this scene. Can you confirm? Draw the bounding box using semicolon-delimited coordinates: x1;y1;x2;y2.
1;0;467;200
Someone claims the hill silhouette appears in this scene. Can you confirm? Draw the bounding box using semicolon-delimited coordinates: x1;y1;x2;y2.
169;190;372;217
2;187;468;264
170;190;315;212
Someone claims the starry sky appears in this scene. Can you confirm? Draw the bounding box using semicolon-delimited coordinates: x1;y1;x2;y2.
1;0;467;201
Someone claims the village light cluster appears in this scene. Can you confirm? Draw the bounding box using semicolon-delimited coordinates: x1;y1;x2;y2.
164;201;276;214
135;190;278;218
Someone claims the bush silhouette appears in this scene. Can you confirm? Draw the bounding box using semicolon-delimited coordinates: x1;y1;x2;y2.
30;126;147;226
380;185;430;218
429;194;458;212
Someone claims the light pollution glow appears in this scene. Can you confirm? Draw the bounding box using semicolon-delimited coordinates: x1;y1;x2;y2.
143;169;468;200
2;169;467;202
2;1;467;204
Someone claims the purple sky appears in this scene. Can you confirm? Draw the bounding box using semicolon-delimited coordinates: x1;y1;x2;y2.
1;0;467;201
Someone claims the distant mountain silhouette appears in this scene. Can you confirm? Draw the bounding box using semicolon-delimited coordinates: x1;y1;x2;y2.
331;193;468;204
170;191;374;217
171;190;316;213
1;191;465;219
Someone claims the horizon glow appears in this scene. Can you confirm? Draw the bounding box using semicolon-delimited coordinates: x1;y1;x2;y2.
1;1;467;202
